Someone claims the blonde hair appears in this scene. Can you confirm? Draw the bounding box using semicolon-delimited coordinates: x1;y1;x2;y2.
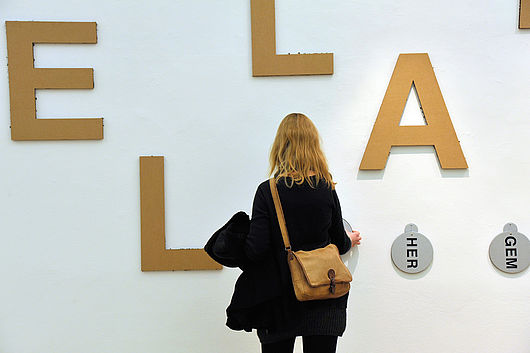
268;113;335;189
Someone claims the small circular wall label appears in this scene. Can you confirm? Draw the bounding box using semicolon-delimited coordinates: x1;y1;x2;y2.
489;223;530;274
391;224;433;274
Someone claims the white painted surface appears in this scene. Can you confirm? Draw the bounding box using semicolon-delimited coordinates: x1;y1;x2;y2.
0;1;529;352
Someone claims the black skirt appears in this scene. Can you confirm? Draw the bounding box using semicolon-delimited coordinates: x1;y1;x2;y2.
257;304;347;344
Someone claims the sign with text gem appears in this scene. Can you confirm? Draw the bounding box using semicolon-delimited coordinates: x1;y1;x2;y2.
489;223;530;274
391;224;433;274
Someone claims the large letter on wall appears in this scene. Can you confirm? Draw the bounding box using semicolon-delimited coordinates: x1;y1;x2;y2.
359;54;468;170
521;0;530;28
140;156;221;271
250;0;333;76
5;21;103;140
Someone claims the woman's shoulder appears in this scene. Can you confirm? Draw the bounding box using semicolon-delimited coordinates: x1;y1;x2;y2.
253;179;273;202
257;178;272;191
260;175;333;191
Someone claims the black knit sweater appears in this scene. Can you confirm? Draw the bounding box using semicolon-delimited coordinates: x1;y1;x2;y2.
244;176;352;343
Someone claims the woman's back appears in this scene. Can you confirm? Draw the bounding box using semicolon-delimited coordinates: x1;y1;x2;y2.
275;176;349;254
247;176;351;348
276;176;332;249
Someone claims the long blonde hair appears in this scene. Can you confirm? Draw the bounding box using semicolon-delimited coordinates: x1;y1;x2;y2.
268;113;335;189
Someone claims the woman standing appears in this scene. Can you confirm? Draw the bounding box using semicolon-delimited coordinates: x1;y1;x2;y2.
244;113;362;353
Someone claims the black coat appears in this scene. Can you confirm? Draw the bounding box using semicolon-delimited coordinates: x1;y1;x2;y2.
204;211;283;331
204;211;250;269
205;176;352;333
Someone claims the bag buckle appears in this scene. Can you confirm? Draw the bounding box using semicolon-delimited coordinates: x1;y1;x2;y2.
328;269;336;294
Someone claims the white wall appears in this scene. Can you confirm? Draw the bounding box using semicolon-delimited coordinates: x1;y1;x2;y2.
1;1;529;352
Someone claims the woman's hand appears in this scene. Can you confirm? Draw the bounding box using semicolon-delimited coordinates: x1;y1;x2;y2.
347;230;362;246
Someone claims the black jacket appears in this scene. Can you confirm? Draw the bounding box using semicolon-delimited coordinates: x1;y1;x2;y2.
205;211;283;331
204;211;250;269
205;176;352;332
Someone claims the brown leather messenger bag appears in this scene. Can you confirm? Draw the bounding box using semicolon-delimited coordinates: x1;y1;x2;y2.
269;178;352;302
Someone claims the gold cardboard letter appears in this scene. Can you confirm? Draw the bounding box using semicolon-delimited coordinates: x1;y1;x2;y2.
359;54;468;170
140;156;221;271
5;21;103;140
250;0;333;76
521;0;530;28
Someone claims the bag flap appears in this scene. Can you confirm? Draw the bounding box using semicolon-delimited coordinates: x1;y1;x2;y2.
292;244;352;286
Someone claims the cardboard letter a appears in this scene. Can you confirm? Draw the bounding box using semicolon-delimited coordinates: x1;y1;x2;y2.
359;54;468;170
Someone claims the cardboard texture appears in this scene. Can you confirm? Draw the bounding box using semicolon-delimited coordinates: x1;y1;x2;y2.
140;156;222;271
521;0;530;28
251;0;333;76
359;54;468;170
5;21;103;140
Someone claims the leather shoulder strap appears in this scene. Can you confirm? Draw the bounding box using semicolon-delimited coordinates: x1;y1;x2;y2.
269;178;291;250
